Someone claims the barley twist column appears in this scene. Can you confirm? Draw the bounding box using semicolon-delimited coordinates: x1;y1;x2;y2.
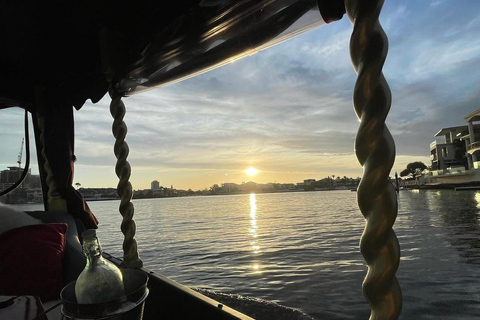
345;0;402;319
110;93;143;268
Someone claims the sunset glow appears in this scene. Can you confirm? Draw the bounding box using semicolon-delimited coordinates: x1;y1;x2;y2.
244;167;259;177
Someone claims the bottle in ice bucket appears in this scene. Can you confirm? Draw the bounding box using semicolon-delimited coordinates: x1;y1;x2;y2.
75;229;125;304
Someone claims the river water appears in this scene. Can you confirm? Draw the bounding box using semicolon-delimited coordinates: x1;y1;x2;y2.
15;189;480;319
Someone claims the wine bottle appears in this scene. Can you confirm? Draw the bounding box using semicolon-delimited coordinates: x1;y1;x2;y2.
75;229;125;304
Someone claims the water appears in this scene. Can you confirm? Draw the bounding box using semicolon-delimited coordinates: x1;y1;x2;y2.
15;190;480;319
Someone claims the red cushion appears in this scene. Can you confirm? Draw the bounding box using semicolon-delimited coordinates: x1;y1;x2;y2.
0;223;67;301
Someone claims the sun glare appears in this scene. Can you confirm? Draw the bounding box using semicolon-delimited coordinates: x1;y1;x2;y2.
244;167;259;176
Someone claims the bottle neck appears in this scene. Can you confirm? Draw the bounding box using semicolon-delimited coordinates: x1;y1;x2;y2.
83;237;103;266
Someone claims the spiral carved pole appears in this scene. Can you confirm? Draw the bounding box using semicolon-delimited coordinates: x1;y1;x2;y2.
345;0;402;319
110;94;143;269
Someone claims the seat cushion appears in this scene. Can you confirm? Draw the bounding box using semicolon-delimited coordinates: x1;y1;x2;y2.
26;211;87;285
0;223;67;301
0;203;41;233
0;205;88;299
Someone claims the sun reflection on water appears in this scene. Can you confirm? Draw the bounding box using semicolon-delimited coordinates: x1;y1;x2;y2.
475;192;480;210
249;193;262;274
249;193;258;243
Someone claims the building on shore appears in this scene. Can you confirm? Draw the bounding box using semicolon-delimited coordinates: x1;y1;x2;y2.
151;180;160;190
463;109;480;169
78;188;119;201
408;108;480;188
0;167;40;191
0;167;42;203
430;126;469;171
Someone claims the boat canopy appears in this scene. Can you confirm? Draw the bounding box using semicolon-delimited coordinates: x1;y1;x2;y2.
0;0;344;111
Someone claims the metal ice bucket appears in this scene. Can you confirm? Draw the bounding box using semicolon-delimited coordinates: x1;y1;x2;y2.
60;269;149;320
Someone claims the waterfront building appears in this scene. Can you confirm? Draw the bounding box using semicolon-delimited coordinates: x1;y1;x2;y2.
239;181;259;193
78;188;119;201
463;109;480;169
418;108;480;187
151;180;160;190
275;183;297;191
304;179;316;186
257;183;275;192
0;167;26;191
430;126;468;171
222;183;240;193
0;167;41;204
152;187;164;197
26;188;43;203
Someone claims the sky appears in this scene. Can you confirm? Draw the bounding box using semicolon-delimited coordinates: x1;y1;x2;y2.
1;0;480;191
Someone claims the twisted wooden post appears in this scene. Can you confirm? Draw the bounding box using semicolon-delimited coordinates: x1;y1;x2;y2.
110;93;143;269
345;0;402;318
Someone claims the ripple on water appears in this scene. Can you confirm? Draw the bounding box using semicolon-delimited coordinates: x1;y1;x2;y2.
80;190;480;319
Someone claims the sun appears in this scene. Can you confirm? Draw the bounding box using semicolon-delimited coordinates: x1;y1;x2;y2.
244;167;259;176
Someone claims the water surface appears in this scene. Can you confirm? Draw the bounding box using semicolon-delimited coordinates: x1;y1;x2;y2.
14;189;480;319
86;190;480;319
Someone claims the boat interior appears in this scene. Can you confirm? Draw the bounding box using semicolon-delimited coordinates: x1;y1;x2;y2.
0;0;402;319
